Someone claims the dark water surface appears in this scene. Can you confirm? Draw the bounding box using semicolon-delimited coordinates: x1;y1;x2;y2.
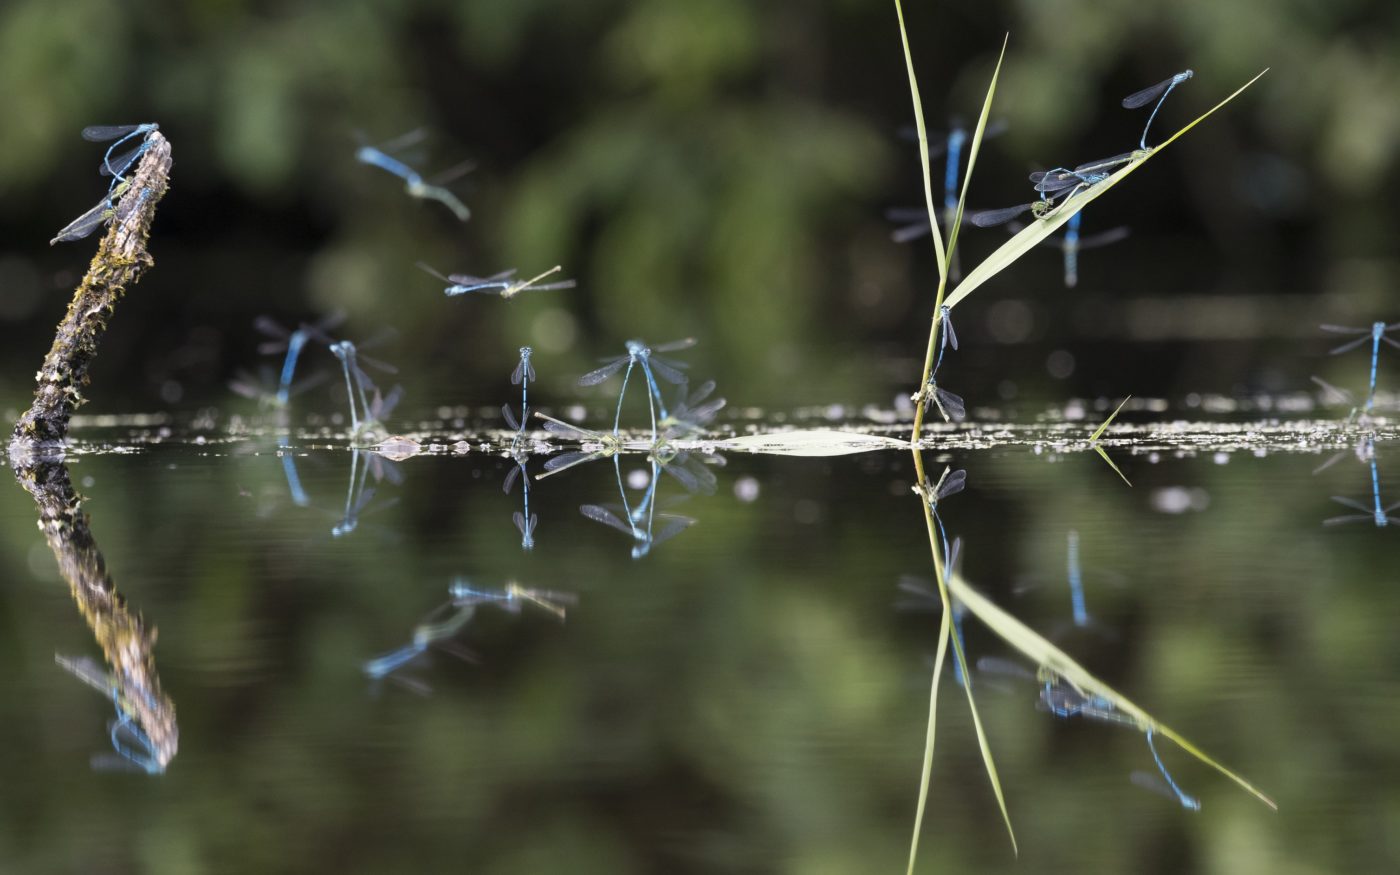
2;425;1396;874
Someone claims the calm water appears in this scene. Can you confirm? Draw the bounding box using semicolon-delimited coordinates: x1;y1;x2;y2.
2;423;1396;874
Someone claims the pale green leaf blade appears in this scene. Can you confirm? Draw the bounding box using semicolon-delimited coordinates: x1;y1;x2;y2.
714;430;909;456
1090;395;1132;442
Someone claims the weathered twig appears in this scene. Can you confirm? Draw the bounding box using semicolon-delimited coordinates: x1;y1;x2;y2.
11;132;173;452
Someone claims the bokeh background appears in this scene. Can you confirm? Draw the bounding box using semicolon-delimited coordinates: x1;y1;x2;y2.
0;2;1398;874
0;0;1395;419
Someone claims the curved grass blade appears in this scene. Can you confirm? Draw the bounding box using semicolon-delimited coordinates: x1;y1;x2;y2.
943;70;1269;312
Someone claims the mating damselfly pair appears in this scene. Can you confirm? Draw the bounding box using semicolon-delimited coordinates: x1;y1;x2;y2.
968;70;1192;229
51;123;161;245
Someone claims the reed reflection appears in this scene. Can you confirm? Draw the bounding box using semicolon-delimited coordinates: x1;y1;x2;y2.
12;458;177;775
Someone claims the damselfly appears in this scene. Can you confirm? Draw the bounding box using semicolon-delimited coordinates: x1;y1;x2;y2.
356;129;472;221
417;262;575;299
1028;152;1137;195
83;123;159;200
660;380;726;438
578;338;695;437
255;311;345;405
1049;213;1130;288
932;305;958;379
50;182;130;245
918;379;966;422
890;119;1009;279
1122;71;1193;151
534;412;622;478
1320;321;1400;411
328;338;398;435
503;346;536;449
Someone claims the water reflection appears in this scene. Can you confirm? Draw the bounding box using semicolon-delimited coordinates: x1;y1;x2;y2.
364;580;576;695
577;445;725;560
331;448;401;538
11;458;177;775
1316;435;1396;527
977;656;1201;811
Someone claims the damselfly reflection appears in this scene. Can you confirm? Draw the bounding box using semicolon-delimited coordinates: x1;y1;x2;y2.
448;580;577;621
578;337;696;438
916;466;966;551
1135;729;1202;810
977;656;1200;810
580;457;696;560
1312;433;1374;475
502;457;537;550
1012;531;1124;640
896;537;968;685
1324;455;1399;527
1320;321;1400;412
55;654;167;775
355;129;473;221
362;601;479;695
364;579;578;692
330;449;401;538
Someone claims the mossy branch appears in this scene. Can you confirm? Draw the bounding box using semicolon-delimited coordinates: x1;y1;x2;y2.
10;132;173;451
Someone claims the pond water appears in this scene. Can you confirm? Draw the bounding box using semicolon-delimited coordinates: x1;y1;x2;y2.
2;412;1396;874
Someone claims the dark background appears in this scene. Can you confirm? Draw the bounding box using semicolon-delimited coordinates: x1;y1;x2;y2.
0;0;1394;422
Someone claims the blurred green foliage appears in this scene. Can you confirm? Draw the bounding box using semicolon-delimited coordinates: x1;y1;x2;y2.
0;0;1394;417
